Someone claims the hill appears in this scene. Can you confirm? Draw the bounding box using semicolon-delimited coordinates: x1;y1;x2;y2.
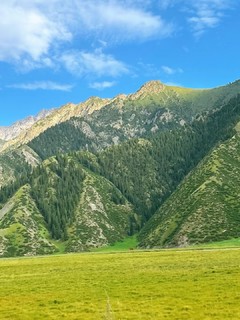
0;80;240;256
139;132;240;247
0;152;136;257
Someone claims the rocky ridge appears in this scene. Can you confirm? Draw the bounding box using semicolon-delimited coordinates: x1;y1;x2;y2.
0;97;110;153
0;109;54;141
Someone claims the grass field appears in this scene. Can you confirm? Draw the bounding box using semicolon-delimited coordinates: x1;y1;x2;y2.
0;248;240;320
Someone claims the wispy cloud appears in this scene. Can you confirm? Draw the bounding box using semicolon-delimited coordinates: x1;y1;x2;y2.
61;50;129;78
0;1;173;71
74;1;173;41
8;81;73;91
158;0;235;36
188;0;233;36
161;65;183;75
0;2;71;64
89;81;117;90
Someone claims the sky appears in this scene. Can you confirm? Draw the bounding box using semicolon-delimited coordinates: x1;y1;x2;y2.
0;0;240;126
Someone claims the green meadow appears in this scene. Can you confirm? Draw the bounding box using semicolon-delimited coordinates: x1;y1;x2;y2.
0;248;240;320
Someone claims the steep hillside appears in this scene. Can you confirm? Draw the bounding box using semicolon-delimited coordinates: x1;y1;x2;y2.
139;133;240;248
0;153;137;256
0;145;40;188
65;165;137;252
97;94;240;222
0;185;57;257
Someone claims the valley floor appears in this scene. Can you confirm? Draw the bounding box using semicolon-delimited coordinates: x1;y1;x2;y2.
0;248;240;319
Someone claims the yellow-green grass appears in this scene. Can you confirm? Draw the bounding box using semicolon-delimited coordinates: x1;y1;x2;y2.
1;249;240;320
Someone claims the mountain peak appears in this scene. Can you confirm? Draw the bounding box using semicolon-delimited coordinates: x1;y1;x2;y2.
131;80;165;100
0;109;54;141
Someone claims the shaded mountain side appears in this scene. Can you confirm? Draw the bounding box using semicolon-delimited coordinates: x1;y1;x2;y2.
138;133;240;248
0;185;57;257
96;94;240;222
0;153;137;257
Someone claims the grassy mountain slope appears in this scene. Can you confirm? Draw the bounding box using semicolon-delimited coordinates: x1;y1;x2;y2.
0;153;137;256
139;133;240;248
66;167;137;252
0;185;57;257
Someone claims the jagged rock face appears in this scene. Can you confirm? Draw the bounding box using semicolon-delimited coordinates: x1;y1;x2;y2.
1;79;239;155
130;80;165;100
0;98;110;152
0;109;54;141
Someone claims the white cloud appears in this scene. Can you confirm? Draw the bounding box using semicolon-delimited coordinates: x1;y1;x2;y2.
0;1;71;64
161;66;183;75
61;50;129;77
0;0;173;71
158;0;234;36
89;81;117;90
186;0;234;36
74;0;173;41
8;81;73;91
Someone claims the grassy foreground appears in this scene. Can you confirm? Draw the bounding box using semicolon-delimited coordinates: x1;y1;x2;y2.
0;249;240;320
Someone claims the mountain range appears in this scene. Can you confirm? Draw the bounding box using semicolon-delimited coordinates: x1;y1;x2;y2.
0;80;240;257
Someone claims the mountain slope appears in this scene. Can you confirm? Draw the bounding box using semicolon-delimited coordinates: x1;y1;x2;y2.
0;145;40;188
28;80;240;160
1;80;240;190
0;98;110;153
3;80;240;157
66;165;137;252
0;152;137;256
0;185;57;257
139;133;240;248
97;93;240;222
0;80;240;256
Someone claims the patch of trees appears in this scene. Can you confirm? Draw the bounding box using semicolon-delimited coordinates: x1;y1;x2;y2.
30;155;86;240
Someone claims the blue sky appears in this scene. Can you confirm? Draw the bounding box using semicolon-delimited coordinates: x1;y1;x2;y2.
0;0;239;125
